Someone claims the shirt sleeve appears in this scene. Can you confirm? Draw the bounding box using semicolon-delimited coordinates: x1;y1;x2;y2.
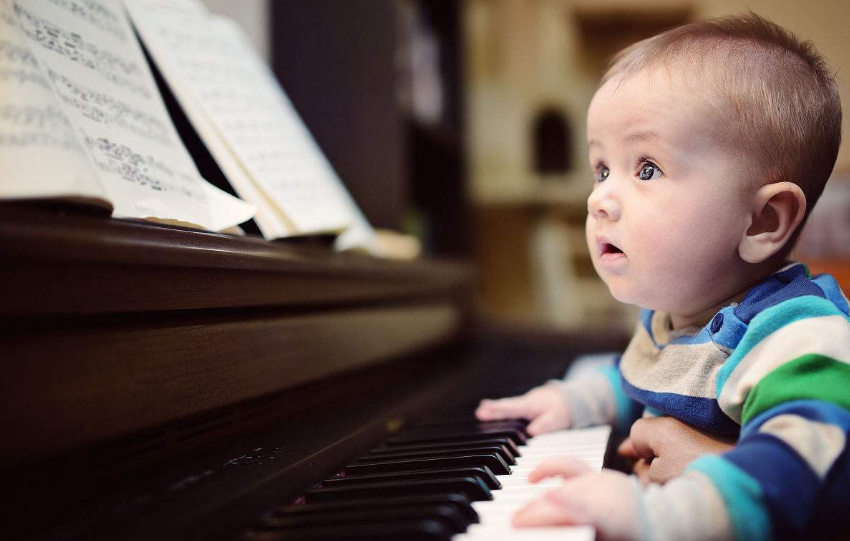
552;354;644;430
643;295;850;540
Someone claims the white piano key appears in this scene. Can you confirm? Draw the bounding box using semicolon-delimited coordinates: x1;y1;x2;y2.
455;425;610;541
455;525;595;541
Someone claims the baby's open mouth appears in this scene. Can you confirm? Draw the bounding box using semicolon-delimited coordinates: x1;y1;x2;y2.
602;243;624;256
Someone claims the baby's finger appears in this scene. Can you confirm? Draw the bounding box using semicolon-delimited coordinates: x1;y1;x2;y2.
617;437;638;459
527;456;592;483
526;410;561;436
647;457;680;485
512;489;587;527
475;397;533;421
627;418;664;460
633;458;651;486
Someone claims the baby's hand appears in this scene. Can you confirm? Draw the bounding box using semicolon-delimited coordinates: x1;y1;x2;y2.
618;417;737;485
513;457;640;541
475;384;571;435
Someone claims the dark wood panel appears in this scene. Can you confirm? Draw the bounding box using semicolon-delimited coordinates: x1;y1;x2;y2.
0;206;471;316
1;303;461;465
0;205;475;467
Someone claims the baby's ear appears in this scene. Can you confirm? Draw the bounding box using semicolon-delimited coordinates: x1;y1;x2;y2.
739;182;806;264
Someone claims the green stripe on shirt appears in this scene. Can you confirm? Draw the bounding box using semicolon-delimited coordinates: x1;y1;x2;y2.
717;296;845;396
742;353;850;424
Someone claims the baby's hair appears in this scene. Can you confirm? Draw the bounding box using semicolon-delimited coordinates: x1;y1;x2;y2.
603;12;841;250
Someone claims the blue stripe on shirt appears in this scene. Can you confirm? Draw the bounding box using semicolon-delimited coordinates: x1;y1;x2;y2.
667;326;713;346
688;455;772;541
716;295;848;399
722;433;821;535
725;401;850;536
711;305;748;350
734;263;825;324
620;375;740;434
813;273;850;315
598;362;643;429
639;309;654;342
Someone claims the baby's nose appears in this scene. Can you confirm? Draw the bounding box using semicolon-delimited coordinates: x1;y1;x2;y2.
587;186;620;221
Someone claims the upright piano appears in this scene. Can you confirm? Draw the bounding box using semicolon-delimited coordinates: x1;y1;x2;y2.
0;206;627;541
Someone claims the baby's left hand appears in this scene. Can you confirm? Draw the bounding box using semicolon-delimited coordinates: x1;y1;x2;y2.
513;457;641;541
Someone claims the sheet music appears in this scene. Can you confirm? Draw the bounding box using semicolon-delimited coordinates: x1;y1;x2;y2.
124;0;377;246
11;0;254;231
0;0;106;206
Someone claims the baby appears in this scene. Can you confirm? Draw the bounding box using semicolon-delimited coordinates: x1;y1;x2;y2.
477;13;849;541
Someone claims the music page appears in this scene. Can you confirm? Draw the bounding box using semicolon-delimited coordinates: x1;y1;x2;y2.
0;0;107;208
11;0;254;231
124;0;377;246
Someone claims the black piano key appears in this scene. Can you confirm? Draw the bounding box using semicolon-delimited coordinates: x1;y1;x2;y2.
406;418;530;434
246;518;456;541
392;423;526;435
272;494;479;525
406;407;501;425
391;424;528;441
347;454;512;477
258;504;471;534
373;437;521;457
357;444;516;465
387;427;527;446
305;477;492;504
324;466;501;490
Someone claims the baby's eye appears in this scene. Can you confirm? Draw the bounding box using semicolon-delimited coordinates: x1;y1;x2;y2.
595;166;610;182
638;161;663;181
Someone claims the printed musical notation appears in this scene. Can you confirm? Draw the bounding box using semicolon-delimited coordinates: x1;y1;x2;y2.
0;0;105;201
0;104;80;149
4;0;254;231
0;66;47;87
83;134;198;197
124;0;378;246
44;0;126;41
0;37;49;88
0;37;37;67
1;5;80;151
14;2;148;98
126;1;354;233
47;67;171;144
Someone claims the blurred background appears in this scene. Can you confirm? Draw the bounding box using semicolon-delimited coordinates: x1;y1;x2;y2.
201;0;850;334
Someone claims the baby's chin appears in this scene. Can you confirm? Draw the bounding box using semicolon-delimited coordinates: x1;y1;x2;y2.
602;280;663;311
598;274;632;301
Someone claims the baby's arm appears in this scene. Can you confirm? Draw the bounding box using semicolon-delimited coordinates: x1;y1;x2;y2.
477;356;643;435
513;456;735;541
515;295;850;540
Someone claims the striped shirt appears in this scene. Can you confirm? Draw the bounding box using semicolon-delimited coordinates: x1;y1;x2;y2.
559;262;850;540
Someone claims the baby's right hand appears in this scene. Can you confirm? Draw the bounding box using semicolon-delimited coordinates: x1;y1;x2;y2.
475;384;572;436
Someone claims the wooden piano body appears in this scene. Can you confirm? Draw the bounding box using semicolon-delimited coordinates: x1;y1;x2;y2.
0;206;626;541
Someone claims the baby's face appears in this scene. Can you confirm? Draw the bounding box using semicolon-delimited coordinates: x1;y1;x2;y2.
585;69;754;319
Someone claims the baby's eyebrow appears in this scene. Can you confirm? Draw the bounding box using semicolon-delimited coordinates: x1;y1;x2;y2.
587;130;661;149
623;130;660;143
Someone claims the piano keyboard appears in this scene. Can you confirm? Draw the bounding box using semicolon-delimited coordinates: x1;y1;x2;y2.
246;420;611;541
457;425;610;541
